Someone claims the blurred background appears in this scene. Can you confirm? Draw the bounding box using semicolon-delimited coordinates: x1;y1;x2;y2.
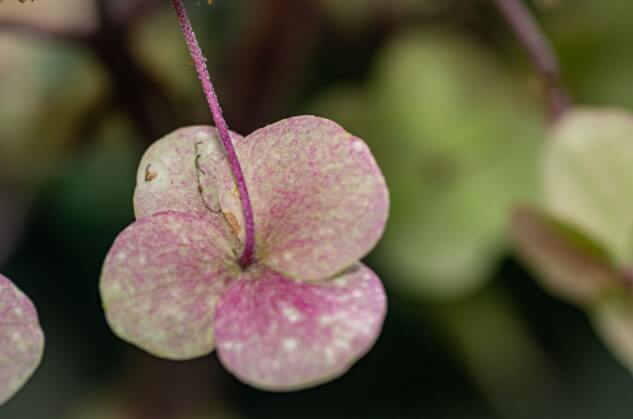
1;0;633;418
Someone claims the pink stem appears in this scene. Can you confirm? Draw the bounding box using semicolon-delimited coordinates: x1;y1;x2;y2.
493;0;569;121
171;0;255;267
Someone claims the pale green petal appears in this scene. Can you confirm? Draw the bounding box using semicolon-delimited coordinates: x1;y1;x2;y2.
545;107;633;264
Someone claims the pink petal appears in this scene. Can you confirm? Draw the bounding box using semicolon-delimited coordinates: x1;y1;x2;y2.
133;126;242;220
100;211;239;360
211;116;389;280
214;264;386;391
0;274;44;406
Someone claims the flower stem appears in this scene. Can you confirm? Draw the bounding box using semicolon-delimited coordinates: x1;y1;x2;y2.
171;0;256;267
492;0;569;121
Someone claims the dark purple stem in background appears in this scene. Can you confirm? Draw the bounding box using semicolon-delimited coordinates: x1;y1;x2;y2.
492;0;569;121
171;0;256;267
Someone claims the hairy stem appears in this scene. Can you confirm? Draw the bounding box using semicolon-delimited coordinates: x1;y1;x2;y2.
492;0;569;121
171;0;256;267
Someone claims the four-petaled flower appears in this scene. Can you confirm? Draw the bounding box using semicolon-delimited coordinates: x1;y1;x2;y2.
0;274;44;405
100;116;389;390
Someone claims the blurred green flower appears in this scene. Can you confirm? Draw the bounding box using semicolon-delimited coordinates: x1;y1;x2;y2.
544;108;633;265
511;107;633;374
311;29;546;299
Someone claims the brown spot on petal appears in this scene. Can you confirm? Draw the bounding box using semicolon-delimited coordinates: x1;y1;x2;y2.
145;165;158;182
224;212;241;236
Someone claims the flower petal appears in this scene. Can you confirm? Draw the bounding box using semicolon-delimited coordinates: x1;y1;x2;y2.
545;107;633;264
510;207;618;305
0;274;44;406
100;211;238;360
591;293;633;375
214;263;386;391
212;116;389;280
133;126;241;219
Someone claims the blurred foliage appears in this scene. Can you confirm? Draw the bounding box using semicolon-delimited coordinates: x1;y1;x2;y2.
592;292;633;378
0;184;30;265
544;108;633;265
318;0;446;31
0;0;97;31
67;387;240;419
45;114;138;240
131;9;201;104
311;29;546;300
512;107;633;378
544;0;633;110
0;36;106;182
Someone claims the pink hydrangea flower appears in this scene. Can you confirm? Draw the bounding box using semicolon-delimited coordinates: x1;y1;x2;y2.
100;116;389;390
0;274;44;405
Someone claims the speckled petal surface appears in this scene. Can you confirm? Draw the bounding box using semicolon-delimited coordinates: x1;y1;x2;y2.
211;116;389;280
100;211;238;360
133;126;241;219
214;263;386;391
0;274;44;406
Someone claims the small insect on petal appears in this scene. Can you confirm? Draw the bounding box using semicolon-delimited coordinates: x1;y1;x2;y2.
144;164;158;182
133;126;239;220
